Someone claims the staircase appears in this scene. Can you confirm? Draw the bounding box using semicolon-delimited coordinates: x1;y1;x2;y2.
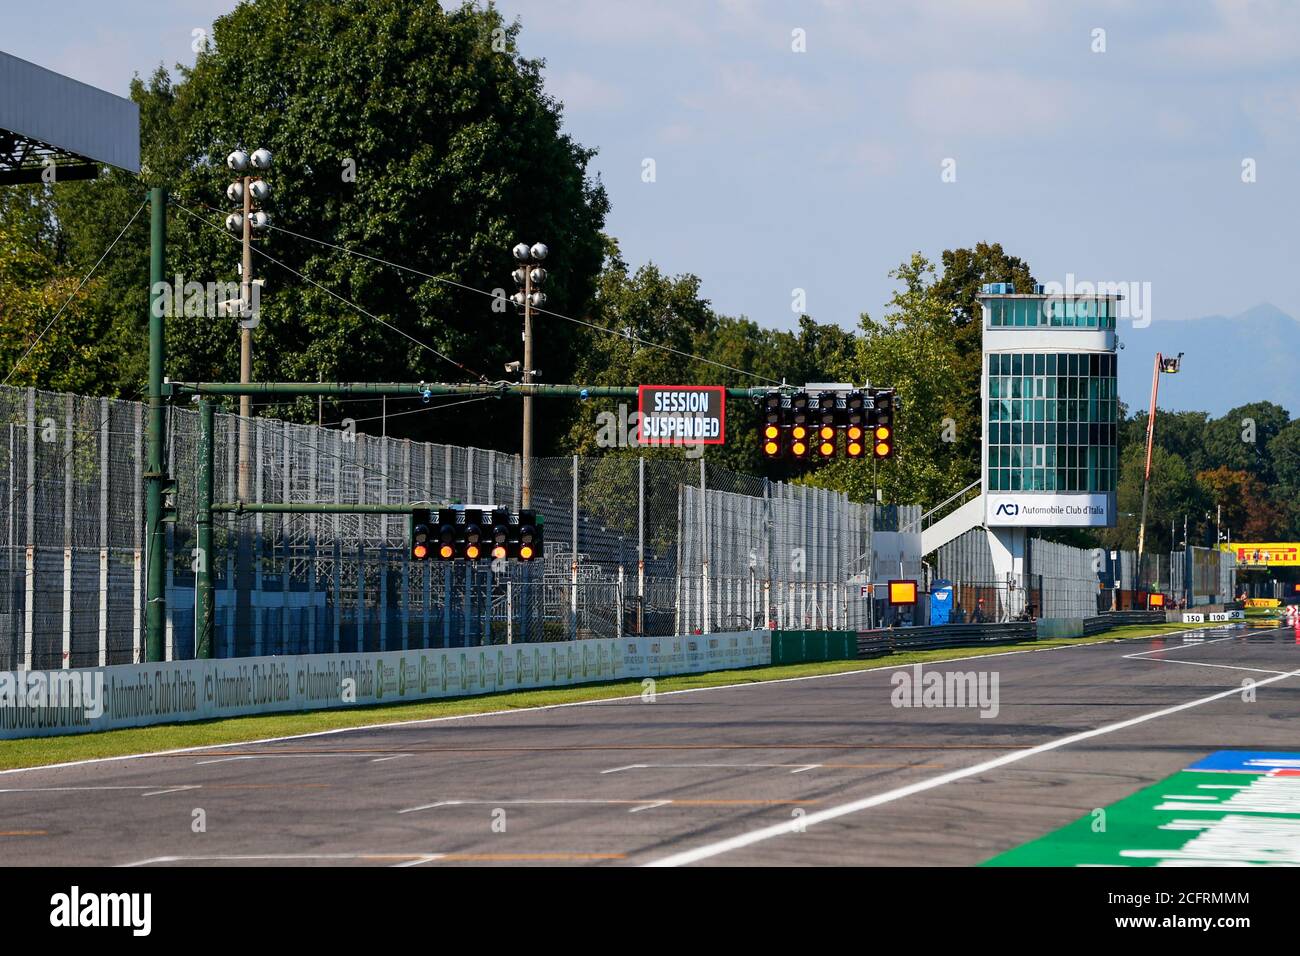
902;480;985;556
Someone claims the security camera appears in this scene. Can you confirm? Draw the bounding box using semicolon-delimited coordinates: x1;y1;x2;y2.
512;242;531;261
248;179;271;203
529;268;546;285
529;243;548;261
528;292;546;307
225;213;244;233
248;210;271;231
226;150;250;172
250;148;273;170
504;361;522;373
226;181;243;203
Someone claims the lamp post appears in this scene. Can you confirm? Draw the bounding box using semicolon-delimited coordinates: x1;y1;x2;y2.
225;147;273;500
510;242;548;508
1135;350;1182;594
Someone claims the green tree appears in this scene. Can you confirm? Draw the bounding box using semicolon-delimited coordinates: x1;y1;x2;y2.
1197;466;1285;542
930;241;1036;471
812;253;971;509
1104;444;1207;552
23;0;610;453
0;190;117;394
1200;402;1289;483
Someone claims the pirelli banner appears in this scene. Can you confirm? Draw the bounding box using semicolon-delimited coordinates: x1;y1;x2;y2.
1223;542;1300;567
0;631;770;739
638;385;725;445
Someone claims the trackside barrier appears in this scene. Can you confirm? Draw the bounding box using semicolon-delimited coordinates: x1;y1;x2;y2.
1082;610;1166;636
856;609;1170;660
0;630;770;740
856;622;1035;659
770;631;857;665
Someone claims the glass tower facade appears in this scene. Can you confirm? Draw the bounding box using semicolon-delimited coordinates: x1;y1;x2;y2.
985;350;1118;494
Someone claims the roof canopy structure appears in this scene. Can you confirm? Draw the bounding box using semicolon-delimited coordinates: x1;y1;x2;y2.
0;50;139;185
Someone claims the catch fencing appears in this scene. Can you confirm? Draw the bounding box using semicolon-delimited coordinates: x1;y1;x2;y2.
936;528;1236;621
0;385;915;669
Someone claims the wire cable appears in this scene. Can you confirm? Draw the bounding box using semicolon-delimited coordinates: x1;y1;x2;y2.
185;197;777;385
170;199;490;383
2;198;149;387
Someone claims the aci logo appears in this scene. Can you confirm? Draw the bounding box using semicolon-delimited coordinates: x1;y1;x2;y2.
995;503;1020;516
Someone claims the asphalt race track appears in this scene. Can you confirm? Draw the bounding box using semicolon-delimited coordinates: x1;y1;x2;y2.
2;626;1297;866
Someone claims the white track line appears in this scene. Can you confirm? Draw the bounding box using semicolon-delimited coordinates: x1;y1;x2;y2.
642;664;1300;867
0;634;1159;780
0;626;1234;778
1128;658;1289;676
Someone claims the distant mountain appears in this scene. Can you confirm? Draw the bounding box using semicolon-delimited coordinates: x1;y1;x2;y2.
1116;303;1299;417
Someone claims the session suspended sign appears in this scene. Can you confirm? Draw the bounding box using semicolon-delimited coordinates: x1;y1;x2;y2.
637;385;726;445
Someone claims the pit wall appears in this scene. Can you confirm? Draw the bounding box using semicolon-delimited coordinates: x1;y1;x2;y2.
0;630;771;740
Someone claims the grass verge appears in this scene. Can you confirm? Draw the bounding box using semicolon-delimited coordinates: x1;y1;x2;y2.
0;619;1232;772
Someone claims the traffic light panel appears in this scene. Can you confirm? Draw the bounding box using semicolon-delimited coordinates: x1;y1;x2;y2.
414;506;544;562
873;389;895;459
435;507;458;559
790;424;810;458
411;508;432;560
761;392;785;458
816;392;837;456
515;510;543;561
462;508;485;561
846;424;865;458
754;387;893;461
489;507;511;561
816;424;836;458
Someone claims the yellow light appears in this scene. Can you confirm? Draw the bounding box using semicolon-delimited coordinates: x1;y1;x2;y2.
819;425;834;440
792;441;807;456
413;543;428;559
792;425;807;440
1149;593;1165;607
764;440;779;456
520;544;534;560
466;544;481;559
492;545;507;560
847;425;863;441
875;426;891;440
764;424;779;439
875;442;890;456
819;442;834;456
847;442;863;456
439;544;454;559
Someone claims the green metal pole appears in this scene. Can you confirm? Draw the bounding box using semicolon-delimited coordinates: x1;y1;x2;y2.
195;400;215;659
211;502;434;514
170;382;772;401
145;187;167;662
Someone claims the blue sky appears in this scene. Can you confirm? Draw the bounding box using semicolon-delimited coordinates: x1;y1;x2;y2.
4;0;1299;347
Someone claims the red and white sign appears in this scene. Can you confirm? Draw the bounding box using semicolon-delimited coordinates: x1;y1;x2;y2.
637;385;726;445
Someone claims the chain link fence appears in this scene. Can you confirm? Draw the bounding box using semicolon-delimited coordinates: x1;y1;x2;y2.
936;528;1236;620
0;385;917;669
